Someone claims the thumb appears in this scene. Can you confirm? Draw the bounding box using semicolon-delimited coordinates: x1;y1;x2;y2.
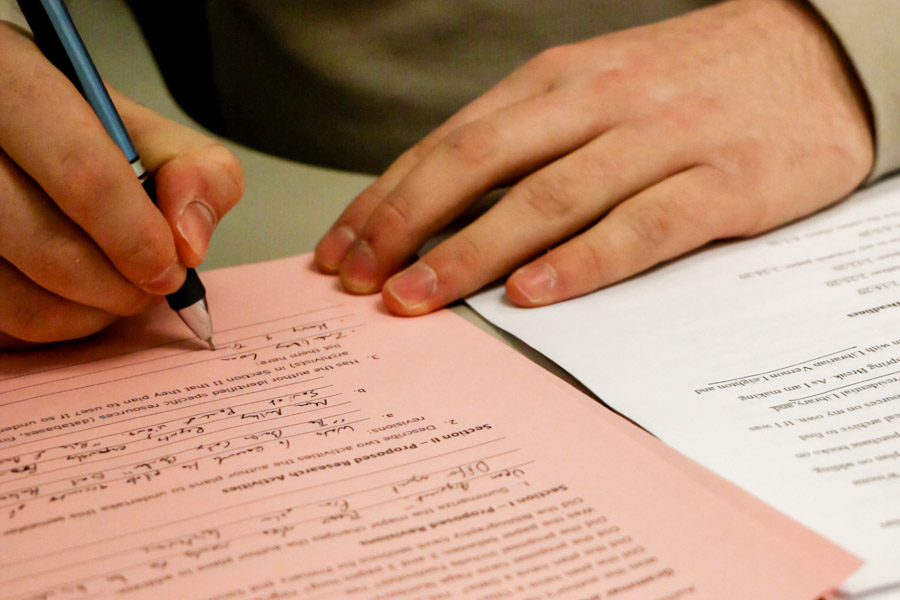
153;147;244;267
112;89;245;267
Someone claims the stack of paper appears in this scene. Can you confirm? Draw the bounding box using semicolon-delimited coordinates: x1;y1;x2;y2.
0;255;854;599
468;177;900;598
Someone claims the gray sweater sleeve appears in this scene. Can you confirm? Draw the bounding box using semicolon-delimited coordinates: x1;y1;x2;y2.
0;0;28;29
808;0;900;182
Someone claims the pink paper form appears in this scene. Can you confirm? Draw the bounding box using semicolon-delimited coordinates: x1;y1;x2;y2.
0;254;857;599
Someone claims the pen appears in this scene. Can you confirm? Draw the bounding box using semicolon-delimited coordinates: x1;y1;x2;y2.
16;0;215;350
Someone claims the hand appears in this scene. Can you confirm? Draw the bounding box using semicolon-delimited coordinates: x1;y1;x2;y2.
314;0;873;314
0;22;244;348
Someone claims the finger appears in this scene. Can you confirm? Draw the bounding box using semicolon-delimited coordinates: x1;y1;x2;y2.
0;24;182;294
111;91;245;267
370;45;566;192
0;258;117;344
0;331;38;350
0;151;154;315
381;121;696;315
505;166;746;306
337;86;625;294
315;48;562;272
314;188;385;273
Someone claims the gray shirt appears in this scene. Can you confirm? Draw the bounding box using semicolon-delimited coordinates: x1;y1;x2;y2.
198;1;899;180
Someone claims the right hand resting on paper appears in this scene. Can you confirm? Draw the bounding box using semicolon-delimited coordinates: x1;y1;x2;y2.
0;22;244;348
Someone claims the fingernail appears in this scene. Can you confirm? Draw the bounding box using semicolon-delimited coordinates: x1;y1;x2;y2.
317;225;357;271
177;200;217;259
512;262;556;303
341;240;380;293
384;263;437;311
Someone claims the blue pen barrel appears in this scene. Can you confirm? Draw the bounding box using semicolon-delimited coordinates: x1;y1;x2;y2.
18;0;140;162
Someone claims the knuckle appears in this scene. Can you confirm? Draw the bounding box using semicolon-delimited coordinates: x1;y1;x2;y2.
568;236;610;284
655;95;711;126
375;186;419;235
25;235;151;316
31;234;87;286
354;185;388;213
529;44;577;74
125;220;168;268
841;134;875;182
441;120;501;168
113;291;154;317
516;172;580;222
729;194;769;237
442;235;486;275
8;300;44;342
205;142;246;203
582;66;628;98
55;146;117;217
404;138;435;165
8;298;71;343
97;213;175;288
623;201;674;250
714;139;768;177
707;146;776;233
101;214;176;285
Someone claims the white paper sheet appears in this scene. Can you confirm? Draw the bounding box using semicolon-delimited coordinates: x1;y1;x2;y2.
467;177;900;597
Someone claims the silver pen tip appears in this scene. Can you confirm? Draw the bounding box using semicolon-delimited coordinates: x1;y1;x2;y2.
175;298;214;351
